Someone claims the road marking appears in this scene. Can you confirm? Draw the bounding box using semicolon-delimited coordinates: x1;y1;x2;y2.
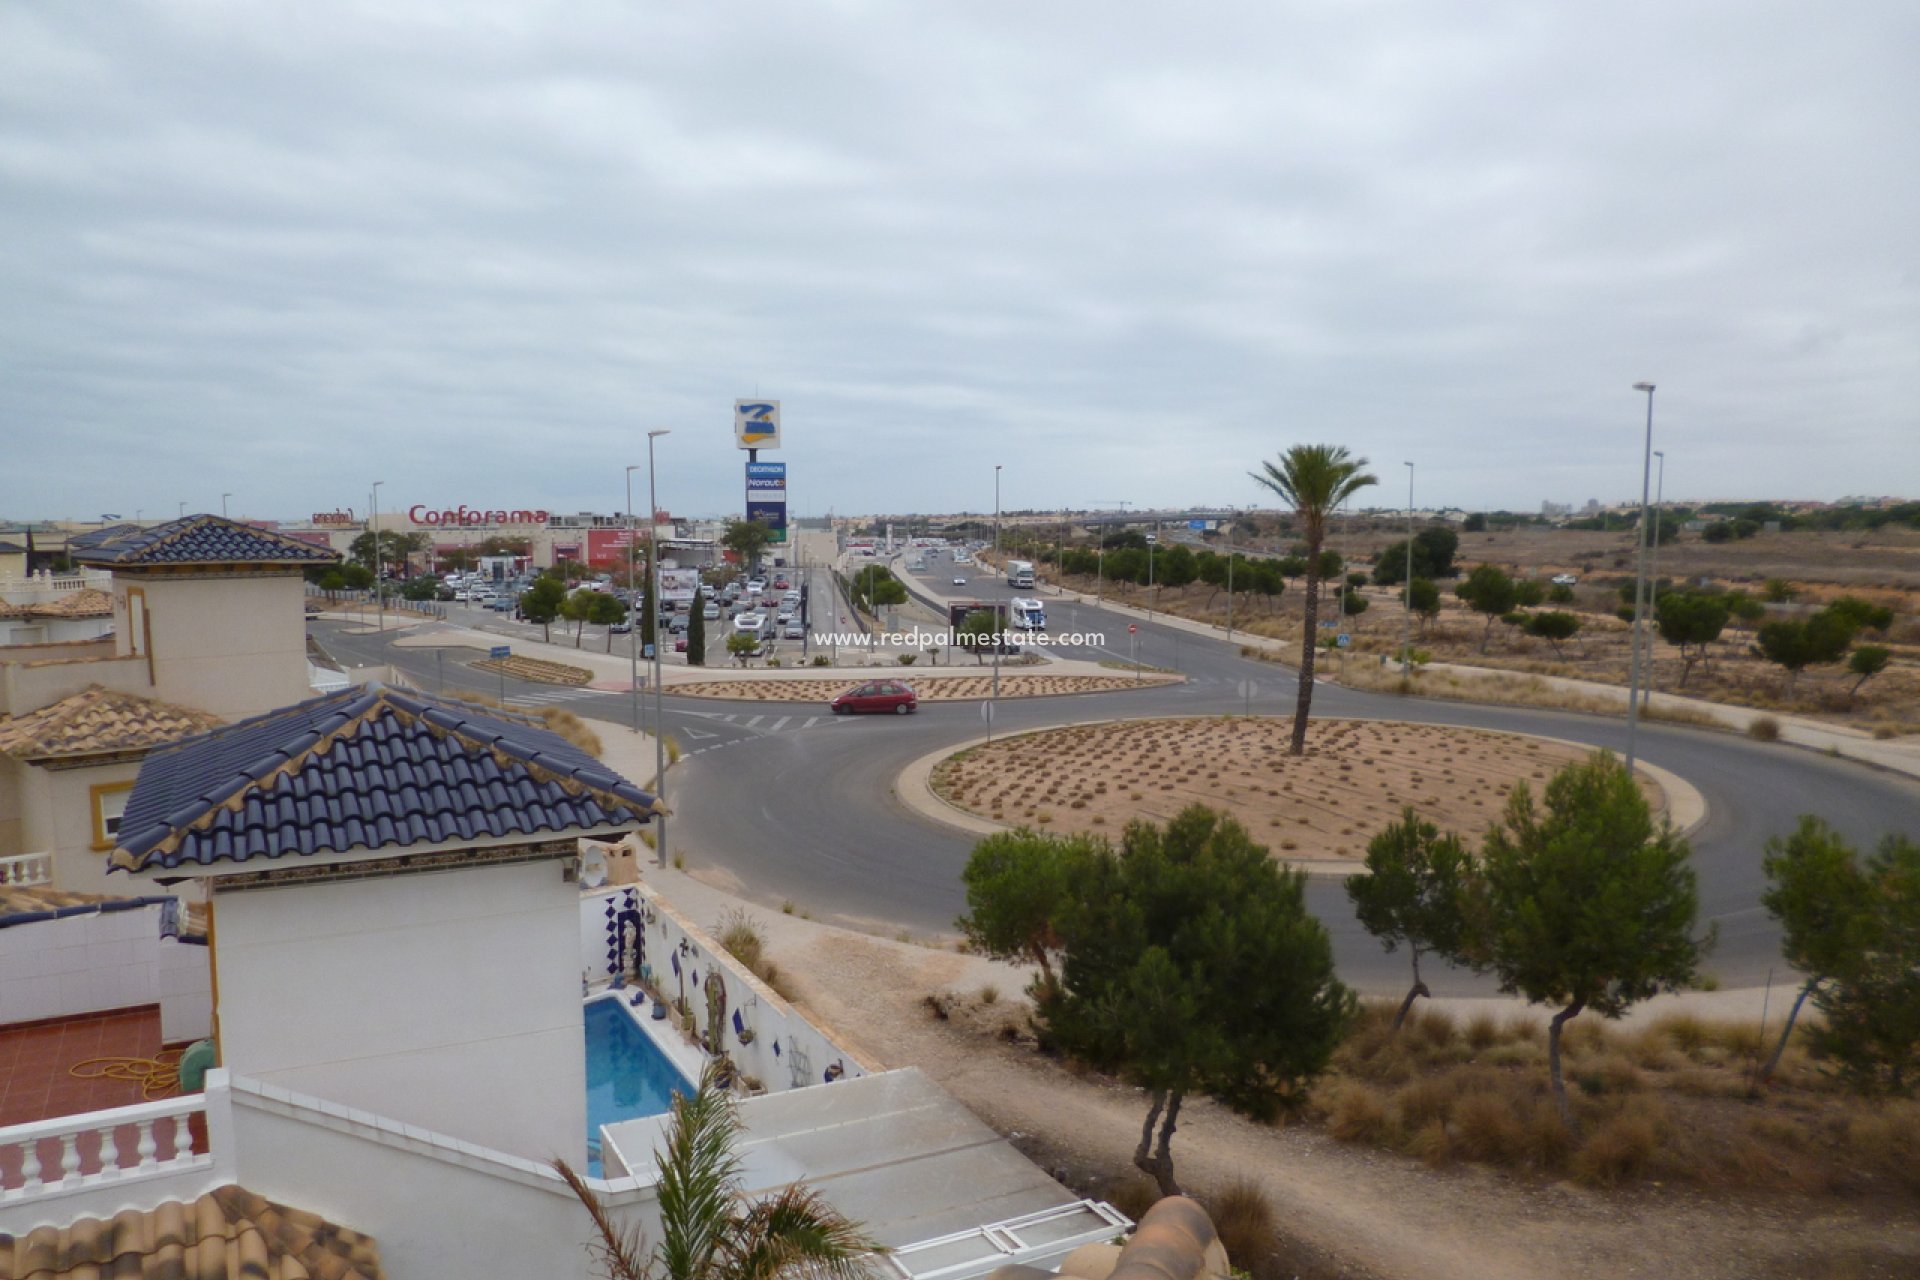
682;729;718;741
769;716;791;731
801;716;822;729
744;715;765;728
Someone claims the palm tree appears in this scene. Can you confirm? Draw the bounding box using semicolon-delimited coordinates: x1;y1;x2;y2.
556;1062;882;1280
1251;445;1378;755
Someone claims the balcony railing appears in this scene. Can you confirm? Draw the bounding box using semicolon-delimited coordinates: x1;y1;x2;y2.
0;851;53;890
0;1092;221;1207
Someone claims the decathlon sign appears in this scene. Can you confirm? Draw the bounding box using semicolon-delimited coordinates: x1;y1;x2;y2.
735;400;780;450
745;461;788;545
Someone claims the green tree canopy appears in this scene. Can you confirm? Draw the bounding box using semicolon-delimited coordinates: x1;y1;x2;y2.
956;608;999;663
1049;806;1354;1194
1346;810;1475;1029
1656;592;1730;686
1372;527;1460;585
1251;445;1378;755
686;588;707;666
957;829;1101;998
1407;577;1441;631
1756;611;1856;694
586;591;627;650
725;632;758;666
1808;833;1920;1094
1521;610;1581;656
721;520;773;572
1848;645;1891;698
1476;752;1714;1124
1758;816;1877;1082
1455;564;1517;651
521;576;567;642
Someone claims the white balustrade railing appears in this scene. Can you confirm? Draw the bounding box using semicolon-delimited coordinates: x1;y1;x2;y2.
0;851;53;890
0;1093;215;1205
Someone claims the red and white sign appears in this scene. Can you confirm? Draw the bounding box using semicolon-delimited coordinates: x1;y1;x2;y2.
1128;623;1138;634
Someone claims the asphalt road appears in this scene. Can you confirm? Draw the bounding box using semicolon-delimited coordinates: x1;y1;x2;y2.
315;581;1920;997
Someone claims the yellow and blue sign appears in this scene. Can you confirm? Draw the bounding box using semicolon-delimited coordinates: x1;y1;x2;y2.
734;400;781;450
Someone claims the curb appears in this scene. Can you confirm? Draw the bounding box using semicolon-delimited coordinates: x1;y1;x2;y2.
892;714;1709;872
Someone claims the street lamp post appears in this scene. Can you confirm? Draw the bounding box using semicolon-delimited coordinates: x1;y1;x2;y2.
221;493;232;519
647;430;671;866
370;481;384;634
1626;383;1656;774
625;465;642;732
1644;449;1666;708
1402;462;1414;680
993;465;1002;564
177;501;186;519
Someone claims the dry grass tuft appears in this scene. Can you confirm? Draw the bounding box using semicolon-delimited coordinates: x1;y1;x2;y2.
540;707;604;756
1570;1099;1665;1186
1748;715;1782;741
1203;1179;1277;1274
1326;1081;1396;1144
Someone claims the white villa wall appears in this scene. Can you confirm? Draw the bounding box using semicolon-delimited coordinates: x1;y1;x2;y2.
580;883;870;1099
12;760;141;894
0;762;21;859
119;574;310;719
0;653;148;719
227;1078;660;1280
215;859;587;1165
0;904;210;1039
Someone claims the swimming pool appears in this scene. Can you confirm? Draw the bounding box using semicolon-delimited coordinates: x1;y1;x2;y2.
584;996;697;1175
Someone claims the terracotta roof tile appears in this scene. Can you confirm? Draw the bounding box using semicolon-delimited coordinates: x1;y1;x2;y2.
0;1183;383;1279
114;685;665;873
73;515;339;568
10;588;114;619
0;686;225;762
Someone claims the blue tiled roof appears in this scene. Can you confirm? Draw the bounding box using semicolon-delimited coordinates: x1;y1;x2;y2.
73;515;340;567
111;686;662;874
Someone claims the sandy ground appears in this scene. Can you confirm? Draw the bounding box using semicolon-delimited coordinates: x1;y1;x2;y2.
932;718;1665;862
640;862;1918;1280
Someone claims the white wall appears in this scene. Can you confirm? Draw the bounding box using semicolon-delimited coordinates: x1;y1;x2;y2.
580;884;869;1099
227;1076;660;1280
121;574;310;719
16;759;142;896
215;858;587;1165
0;904;210;1039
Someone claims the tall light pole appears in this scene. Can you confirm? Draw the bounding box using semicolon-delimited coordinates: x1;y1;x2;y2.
370;481;385;634
221;493;232;519
625;464;642;732
647;429;671;867
1402;462;1414;679
993;465;1002;564
177;501;186;519
1644;449;1667;707
1626;382;1656;774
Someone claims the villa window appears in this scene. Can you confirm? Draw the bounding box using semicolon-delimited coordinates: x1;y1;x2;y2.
91;781;134;851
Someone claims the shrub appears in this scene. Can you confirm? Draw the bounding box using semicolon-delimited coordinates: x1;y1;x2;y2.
1452;1092;1526;1162
811;655;831;667
715;908;764;972
898;653;917;665
1748;716;1782;742
1327;1082;1394;1143
1570;1101;1663;1186
1203;1179;1276;1274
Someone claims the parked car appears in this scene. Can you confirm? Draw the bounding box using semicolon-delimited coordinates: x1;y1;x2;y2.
674;634;689;652
609;620;632;634
830;680;918;715
783;620;804;639
1551;573;1579;586
952;576;968;586
703;602;721;619
772;577;791;590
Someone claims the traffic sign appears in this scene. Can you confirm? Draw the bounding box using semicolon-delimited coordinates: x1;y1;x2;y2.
1128;623;1138;634
1335;633;1351;648
489;645;511;659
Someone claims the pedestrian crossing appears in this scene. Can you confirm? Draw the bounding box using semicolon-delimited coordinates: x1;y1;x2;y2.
504;687;609;707
680;710;845;732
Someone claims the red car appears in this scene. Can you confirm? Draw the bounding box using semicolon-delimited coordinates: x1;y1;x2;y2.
772;577;791;590
829;680;918;715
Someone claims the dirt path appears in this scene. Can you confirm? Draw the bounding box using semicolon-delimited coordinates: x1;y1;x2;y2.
668;883;1917;1280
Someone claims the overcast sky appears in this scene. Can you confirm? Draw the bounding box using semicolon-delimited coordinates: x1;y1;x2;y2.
3;1;1915;525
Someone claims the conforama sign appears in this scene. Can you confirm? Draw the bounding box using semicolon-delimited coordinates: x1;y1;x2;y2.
408;505;550;527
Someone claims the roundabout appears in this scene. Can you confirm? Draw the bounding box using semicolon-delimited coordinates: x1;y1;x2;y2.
314;600;1920;995
921;717;1697;866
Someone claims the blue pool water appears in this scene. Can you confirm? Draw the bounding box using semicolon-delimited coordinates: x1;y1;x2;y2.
584;997;696;1175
